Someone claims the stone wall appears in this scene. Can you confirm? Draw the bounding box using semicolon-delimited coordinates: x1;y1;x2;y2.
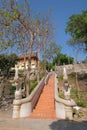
55;63;87;76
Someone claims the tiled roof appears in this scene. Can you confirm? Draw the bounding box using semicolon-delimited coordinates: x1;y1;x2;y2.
18;53;38;60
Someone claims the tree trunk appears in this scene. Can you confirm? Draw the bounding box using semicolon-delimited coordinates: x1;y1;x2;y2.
25;32;33;96
37;44;40;83
43;37;46;77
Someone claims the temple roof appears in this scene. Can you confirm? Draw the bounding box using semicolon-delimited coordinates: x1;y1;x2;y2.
18;53;38;60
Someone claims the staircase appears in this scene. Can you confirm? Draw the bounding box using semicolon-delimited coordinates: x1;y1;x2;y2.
29;75;56;119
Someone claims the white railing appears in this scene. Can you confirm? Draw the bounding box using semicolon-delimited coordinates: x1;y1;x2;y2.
55;73;76;120
13;72;52;118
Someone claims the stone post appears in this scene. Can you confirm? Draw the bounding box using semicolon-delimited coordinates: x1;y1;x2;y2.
63;66;73;120
13;88;22;118
65;105;73;120
14;65;18;80
63;66;71;100
13;67;22;118
12;103;20;118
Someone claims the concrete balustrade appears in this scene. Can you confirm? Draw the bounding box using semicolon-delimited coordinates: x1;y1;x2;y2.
55;73;76;120
13;72;52;118
13;71;76;120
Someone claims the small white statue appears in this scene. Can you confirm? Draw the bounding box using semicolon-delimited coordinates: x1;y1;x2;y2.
14;65;18;81
63;67;68;81
64;87;71;100
63;66;71;100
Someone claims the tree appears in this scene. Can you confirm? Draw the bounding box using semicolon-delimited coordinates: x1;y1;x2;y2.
0;0;54;96
0;53;18;77
65;10;87;50
83;56;87;63
53;53;74;66
40;14;54;76
0;0;35;96
46;42;62;63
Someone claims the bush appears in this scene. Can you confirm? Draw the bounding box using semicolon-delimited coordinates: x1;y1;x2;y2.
71;87;87;108
58;75;63;81
10;86;16;94
18;69;24;77
29;80;38;94
59;92;64;99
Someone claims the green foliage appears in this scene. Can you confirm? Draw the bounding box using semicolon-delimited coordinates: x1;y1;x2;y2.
9;69;15;77
68;72;76;81
0;53;18;77
59;91;64;99
58;73;87;108
58;75;63;81
43;53;74;71
71;87;87;107
10;86;16;95
46;42;62;63
53;53;74;65
18;69;24;77
58;86;87;108
0;1;29;51
65;10;87;50
30;80;38;94
46;61;55;71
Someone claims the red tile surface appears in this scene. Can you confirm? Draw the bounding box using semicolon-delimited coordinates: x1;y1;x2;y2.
29;75;57;119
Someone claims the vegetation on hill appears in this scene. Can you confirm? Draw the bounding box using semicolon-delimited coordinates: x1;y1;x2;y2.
58;73;87;108
66;10;87;51
0;53;18;77
45;53;74;71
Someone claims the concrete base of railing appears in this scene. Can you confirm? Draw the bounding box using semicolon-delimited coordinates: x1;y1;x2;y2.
55;98;76;120
20;102;31;117
12;73;52;118
55;73;76;120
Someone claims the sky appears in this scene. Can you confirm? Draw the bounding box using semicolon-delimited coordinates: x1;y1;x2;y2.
29;0;87;62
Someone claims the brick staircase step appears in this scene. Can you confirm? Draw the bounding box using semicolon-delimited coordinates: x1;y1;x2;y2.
30;113;57;119
29;75;57;119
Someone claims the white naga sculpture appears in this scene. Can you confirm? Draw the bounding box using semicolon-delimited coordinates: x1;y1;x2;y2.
14;65;19;81
14;66;22;99
63;66;71;100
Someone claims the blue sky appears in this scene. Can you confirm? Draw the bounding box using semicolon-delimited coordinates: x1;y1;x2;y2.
29;0;87;62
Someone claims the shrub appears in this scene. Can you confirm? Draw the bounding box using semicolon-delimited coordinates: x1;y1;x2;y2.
58;75;63;81
71;87;87;107
10;86;16;94
29;80;38;94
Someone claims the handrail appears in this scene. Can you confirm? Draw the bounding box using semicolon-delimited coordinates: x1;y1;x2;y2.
13;72;53;118
54;72;76;119
55;73;76;106
13;77;45;105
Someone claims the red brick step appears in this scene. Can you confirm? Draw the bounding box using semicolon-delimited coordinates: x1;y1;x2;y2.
29;75;57;119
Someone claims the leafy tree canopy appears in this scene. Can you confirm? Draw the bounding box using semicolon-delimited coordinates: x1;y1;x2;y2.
46;42;62;62
53;53;74;66
0;53;18;77
65;10;87;50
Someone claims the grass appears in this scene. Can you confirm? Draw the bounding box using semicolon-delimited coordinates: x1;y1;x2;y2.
21;80;38;94
71;87;87;107
58;87;87;107
10;79;38;96
58;75;63;81
58;91;64;99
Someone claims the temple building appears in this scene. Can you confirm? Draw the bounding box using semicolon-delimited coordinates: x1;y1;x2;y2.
16;53;38;70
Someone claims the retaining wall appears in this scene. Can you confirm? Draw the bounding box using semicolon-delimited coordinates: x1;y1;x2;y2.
55;63;87;76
